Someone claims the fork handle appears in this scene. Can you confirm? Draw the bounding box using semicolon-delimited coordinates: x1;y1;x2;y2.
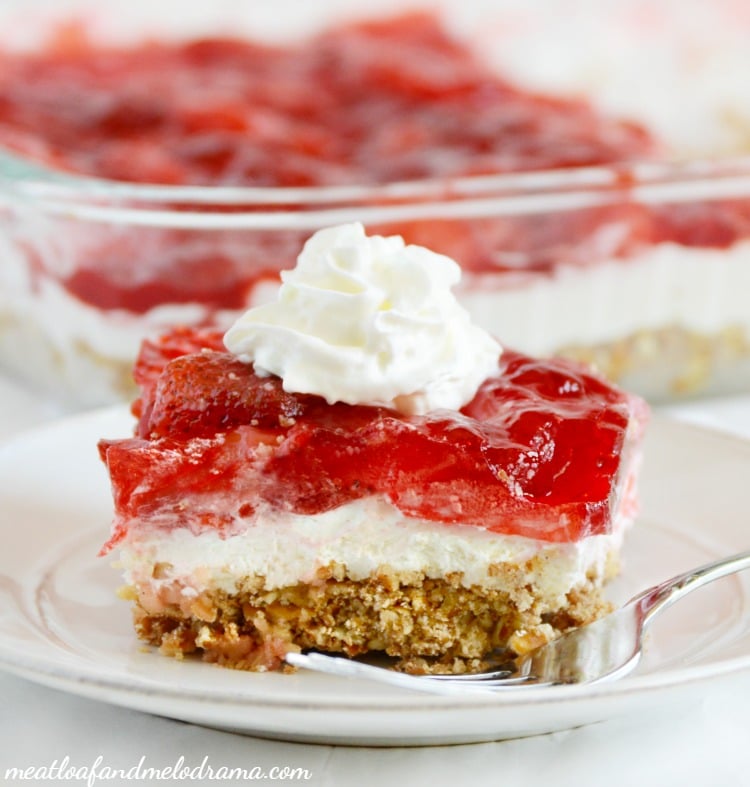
634;548;750;626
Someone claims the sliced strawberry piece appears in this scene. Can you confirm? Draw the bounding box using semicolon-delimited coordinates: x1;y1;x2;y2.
139;349;321;439
132;326;226;421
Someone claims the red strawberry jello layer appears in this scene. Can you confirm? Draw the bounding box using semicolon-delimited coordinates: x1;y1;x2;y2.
99;327;648;673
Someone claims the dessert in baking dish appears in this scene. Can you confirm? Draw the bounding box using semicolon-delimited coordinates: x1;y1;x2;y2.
99;224;648;673
1;11;747;404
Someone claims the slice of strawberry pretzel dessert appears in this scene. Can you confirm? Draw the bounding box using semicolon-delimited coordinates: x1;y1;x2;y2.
99;222;648;674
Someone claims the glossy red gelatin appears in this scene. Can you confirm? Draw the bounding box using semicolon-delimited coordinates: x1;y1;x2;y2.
99;328;647;551
0;14;655;186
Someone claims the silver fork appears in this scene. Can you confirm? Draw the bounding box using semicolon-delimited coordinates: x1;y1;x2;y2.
285;549;750;694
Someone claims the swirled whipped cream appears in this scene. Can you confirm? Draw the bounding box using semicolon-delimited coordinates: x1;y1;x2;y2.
224;223;501;415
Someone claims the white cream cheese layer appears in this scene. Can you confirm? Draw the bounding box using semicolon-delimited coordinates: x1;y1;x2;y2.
117;496;629;607
457;240;750;356
224;223;501;415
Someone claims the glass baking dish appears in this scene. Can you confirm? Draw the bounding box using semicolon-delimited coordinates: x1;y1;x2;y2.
1;0;749;407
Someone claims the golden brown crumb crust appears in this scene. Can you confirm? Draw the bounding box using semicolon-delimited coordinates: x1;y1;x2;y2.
126;565;615;674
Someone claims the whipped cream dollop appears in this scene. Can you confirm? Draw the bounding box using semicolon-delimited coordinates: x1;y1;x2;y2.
224;223;501;415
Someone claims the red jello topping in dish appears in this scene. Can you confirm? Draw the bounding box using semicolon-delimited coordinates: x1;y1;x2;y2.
3;13;746;320
99;328;646;551
0;14;654;185
0;13;658;317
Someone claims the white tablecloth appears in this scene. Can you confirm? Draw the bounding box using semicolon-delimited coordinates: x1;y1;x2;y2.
1;376;749;786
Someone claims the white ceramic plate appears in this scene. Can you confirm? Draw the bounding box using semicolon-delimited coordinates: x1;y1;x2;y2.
1;407;750;746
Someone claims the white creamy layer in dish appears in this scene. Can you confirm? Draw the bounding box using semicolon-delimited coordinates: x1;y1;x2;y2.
459;240;750;354
0;253;234;405
3;237;749;404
